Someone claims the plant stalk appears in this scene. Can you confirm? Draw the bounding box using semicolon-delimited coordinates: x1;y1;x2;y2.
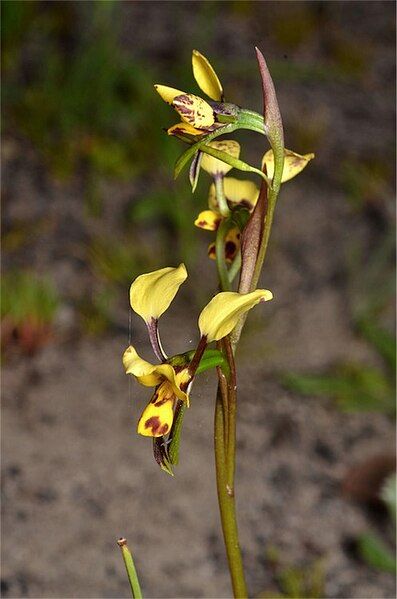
117;538;143;599
214;177;247;597
215;219;233;292
214;379;247;598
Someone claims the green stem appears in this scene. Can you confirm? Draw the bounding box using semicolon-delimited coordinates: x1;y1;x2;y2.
214;218;247;597
214;383;248;598
174;116;267;180
214;175;230;217
117;538;143;599
228;251;242;285
216;219;232;292
222;337;238;485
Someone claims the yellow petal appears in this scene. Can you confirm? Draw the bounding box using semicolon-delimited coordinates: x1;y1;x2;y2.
130;264;188;322
123;345;174;387
192;49;223;101
224;228;241;262
208;243;216;260
173;94;215;129
200;140;240;177
155;364;189;403
194;209;222;231
123;346;189;401
198;289;273;342
167;122;204;137
122;345;161;386
154;84;186;104
137;382;175;437
208;177;259;212
262;148;315;183
207;228;241;263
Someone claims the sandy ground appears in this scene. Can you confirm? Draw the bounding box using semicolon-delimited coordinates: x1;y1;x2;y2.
2;326;395;598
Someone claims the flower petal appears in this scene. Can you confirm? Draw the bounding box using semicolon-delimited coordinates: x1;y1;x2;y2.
155;364;189;403
130;264;188;322
137;383;175;437
198;289;273;342
194;210;222;231
208;243;216;260
123;345;189;401
189;151;203;192
192;49;223;101
167;122;204;137
154;84;186;104
122;345;162;386
262;148;314;183
208;177;259;211
207;228;241;263
200;140;240;177
172;94;215;129
224;228;241;262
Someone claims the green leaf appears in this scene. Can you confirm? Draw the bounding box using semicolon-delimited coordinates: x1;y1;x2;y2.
117;538;143;599
196;348;226;374
282;364;395;416
168;402;186;466
173;110;268;180
357;316;396;374
174;122;238;179
200;144;270;184
357;533;396;574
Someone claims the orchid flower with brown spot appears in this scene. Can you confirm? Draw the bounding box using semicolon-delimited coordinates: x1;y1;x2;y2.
123;263;273;474
122;345;191;438
195;176;259;263
155;50;237;138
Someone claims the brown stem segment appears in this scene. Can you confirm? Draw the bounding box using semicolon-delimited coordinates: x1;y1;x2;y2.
147;318;167;362
214;339;247;598
188;335;208;377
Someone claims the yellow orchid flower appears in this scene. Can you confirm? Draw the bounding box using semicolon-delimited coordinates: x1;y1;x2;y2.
194;209;222;232
208;177;259;212
123;345;191;437
154;85;185;105
195;177;259;230
192;49;223;102
194;177;259;261
198;290;273;343
262;148;315;183
129;264;187;324
208;228;241;263
155;50;231;137
200;140;240;177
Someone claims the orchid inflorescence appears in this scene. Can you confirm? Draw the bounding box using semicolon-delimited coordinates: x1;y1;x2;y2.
123;263;272;474
121;47;314;596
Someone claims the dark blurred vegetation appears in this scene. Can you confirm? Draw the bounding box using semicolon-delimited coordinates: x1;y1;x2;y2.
2;0;395;391
2;0;200;258
1;0;394;380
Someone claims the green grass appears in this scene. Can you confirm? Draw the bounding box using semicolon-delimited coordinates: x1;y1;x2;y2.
1;270;58;327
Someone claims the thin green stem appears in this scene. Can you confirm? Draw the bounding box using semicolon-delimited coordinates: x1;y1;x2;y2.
222;337;238;485
217;363;229;451
216;219;232;292
214;218;247;597
214;383;248;598
214;175;230;217
228;251;242;285
117;538;143;599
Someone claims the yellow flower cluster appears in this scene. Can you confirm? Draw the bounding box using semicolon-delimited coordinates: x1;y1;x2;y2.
123;264;272;437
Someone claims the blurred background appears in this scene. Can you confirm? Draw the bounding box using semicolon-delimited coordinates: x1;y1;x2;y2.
1;1;395;598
